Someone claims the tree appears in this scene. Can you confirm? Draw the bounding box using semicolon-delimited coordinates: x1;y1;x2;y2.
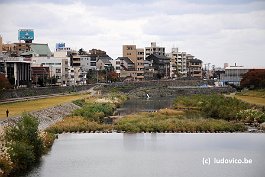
78;48;87;55
241;69;265;89
0;73;11;89
108;71;119;82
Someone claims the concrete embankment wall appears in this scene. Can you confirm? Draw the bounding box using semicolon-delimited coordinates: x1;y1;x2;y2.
0;85;95;100
103;80;234;97
129;87;235;98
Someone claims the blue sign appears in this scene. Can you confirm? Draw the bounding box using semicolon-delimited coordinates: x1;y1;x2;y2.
18;29;34;40
56;43;65;49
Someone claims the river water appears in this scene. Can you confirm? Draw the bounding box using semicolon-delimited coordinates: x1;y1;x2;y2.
22;96;265;177
115;96;175;115
24;133;265;177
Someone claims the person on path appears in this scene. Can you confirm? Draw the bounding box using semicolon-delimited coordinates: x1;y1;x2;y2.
6;109;9;117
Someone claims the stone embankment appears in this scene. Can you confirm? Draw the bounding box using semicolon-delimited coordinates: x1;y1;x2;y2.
0;85;95;100
0;103;80;131
129;86;235;98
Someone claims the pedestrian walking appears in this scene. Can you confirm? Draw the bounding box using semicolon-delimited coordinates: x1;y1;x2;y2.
6;109;9;117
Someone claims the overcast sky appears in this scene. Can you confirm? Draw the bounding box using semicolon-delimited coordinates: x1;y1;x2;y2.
0;0;265;68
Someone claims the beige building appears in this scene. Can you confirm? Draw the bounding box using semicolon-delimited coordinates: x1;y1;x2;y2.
122;45;144;80
145;42;165;59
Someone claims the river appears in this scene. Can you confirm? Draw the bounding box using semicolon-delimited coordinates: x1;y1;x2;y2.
22;96;265;177
23;133;265;177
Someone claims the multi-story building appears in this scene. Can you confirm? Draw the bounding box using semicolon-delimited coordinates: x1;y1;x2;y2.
145;42;165;59
145;54;170;79
187;58;203;78
123;45;144;80
166;48;187;77
31;57;69;86
221;66;254;86
0;56;31;87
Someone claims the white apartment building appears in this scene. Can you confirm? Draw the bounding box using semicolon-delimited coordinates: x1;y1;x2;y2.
31;57;69;85
166;48;187;77
80;55;97;72
145;42;165;59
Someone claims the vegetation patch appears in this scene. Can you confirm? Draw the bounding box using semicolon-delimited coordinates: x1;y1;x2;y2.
45;116;112;134
0;113;55;176
114;109;246;133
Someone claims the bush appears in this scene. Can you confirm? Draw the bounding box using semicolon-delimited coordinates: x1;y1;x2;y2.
4;113;45;173
72;99;86;107
236;109;265;123
73;102;115;122
174;94;249;121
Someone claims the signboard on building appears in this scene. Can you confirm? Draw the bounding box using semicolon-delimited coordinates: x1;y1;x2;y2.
18;29;34;41
56;43;65;50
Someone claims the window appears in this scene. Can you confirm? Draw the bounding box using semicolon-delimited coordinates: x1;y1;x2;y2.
56;69;61;73
127;53;131;55
90;62;96;66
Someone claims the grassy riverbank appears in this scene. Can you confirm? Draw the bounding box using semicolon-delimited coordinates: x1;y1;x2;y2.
0;93;89;119
234;89;265;106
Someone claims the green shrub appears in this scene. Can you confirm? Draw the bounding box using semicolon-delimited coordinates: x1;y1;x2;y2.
73;102;115;122
7;141;35;171
4;113;45;173
174;94;249;121
72;99;86;107
236;109;265;123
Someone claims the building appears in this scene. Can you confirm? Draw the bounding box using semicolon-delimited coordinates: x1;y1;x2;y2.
145;54;170;79
122;45;144;80
31;57;69;86
0;56;31;87
145;42;165;59
80;55;96;72
221;66;251;86
96;56;112;70
0;35;2;54
166;48;187;77
31;66;49;86
186;58;203;78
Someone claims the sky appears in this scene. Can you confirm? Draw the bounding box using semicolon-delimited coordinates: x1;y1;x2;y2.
0;0;265;68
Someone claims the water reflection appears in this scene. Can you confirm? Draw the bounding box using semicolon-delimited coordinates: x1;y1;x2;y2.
23;133;265;177
115;97;175;116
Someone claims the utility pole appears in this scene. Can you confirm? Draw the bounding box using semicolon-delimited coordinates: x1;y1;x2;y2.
207;63;211;79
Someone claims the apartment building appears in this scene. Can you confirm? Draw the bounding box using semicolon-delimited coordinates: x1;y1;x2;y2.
145;42;165;59
122;45;144;80
187;58;203;78
166;48;187;77
31;57;69;85
145;54;170;79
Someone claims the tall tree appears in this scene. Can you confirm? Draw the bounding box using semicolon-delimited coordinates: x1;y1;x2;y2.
241;69;265;89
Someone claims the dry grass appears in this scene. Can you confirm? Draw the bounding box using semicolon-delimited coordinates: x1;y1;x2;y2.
0;94;89;119
235;95;265;106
